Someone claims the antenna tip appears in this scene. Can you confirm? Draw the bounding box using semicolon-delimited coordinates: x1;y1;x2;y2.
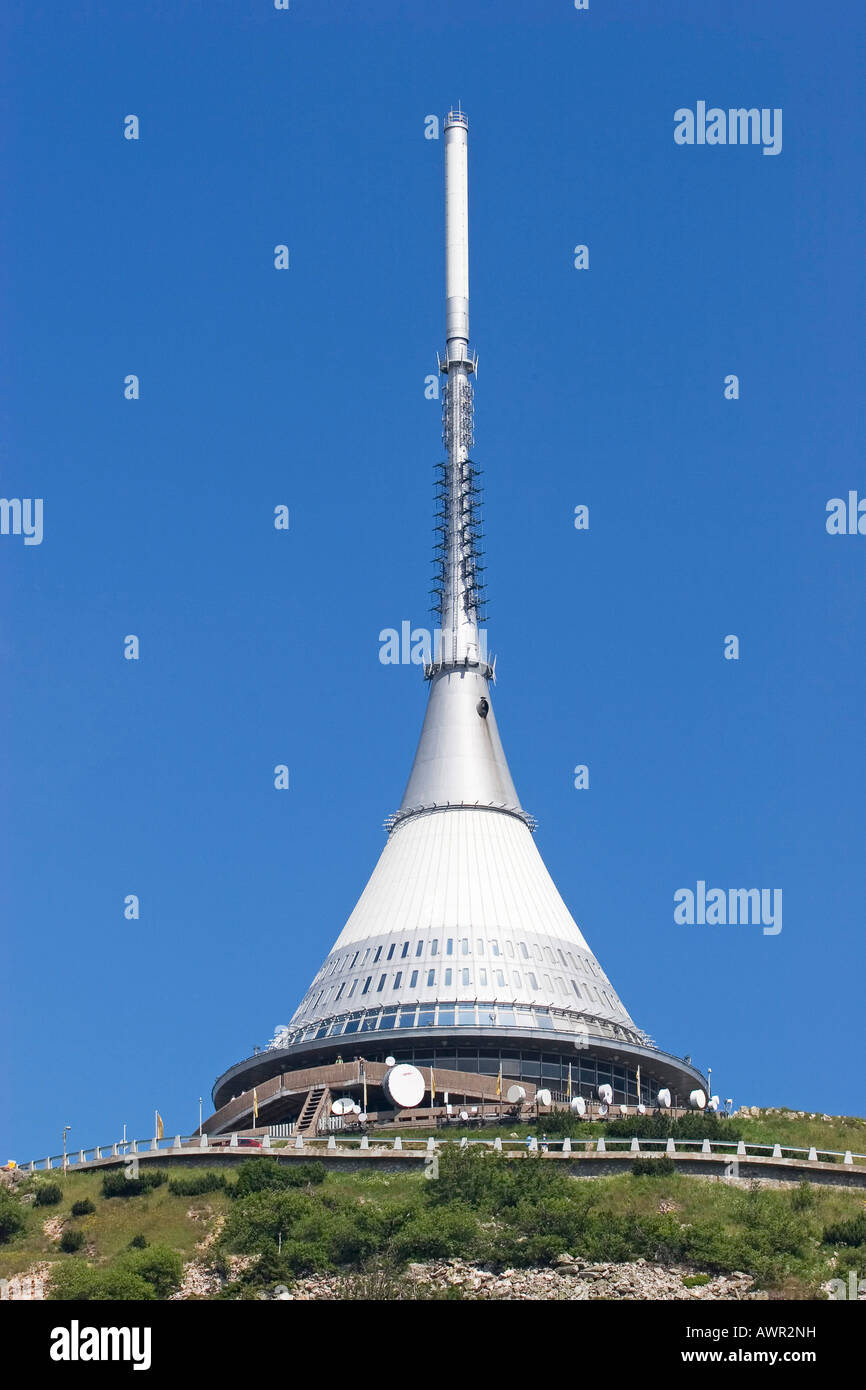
445;104;468;129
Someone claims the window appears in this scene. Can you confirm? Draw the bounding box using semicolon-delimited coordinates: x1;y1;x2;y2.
416;940;424;957
506;941;515;958
362;977;372;995
444;968;453;986
431;938;438;956
373;947;382;963
557;950;567;967
572;981;582;997
533;944;542;961
544;947;554;964
427;969;435;987
568;953;578;969
477;938;484;954
543;974;552;990
556;977;566;993
479;968;487;987
491;940;500;957
496;970;506;988
461;937;469;955
401;942;409;958
446;938;454;955
350;952;359;968
335;983;346;1001
393;971;402;988
362;950;370;965
519;942;529;960
528;972;538;989
410;970;418;988
348;979;358;998
387;944;395;960
461;969;470;986
377;974;387;992
513;971;521;987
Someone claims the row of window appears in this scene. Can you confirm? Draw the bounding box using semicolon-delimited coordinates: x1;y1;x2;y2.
306;967;620;1018
280;1001;637;1046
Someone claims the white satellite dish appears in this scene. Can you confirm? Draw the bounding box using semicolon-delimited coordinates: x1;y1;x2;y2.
637;1103;646;1115
351;1102;362;1115
598;1102;609;1117
689;1089;707;1111
330;1097;354;1115
384;1055;396;1067
536;1088;552;1107
358;1112;368;1123
619;1105;628;1116
570;1096;586;1116
707;1095;720;1112
459;1110;469;1121
506;1084;526;1104
657;1089;672;1110
382;1064;425;1109
597;1084;613;1106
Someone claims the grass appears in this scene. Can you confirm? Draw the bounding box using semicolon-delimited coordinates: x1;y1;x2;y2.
3;1143;866;1300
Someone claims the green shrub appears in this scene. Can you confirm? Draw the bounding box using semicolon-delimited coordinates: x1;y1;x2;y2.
49;1263;156;1301
70;1198;95;1217
823;1213;866;1248
168;1171;229;1196
121;1244;183;1298
232;1158;325;1197
682;1272;711;1288
0;1191;25;1244
631;1156;676;1176
60;1228;85;1253
34;1182;63;1207
389;1204;480;1263
102;1167;166;1198
790;1181;815;1213
129;1233;148;1249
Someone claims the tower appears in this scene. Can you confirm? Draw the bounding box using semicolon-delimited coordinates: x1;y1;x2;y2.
207;109;706;1134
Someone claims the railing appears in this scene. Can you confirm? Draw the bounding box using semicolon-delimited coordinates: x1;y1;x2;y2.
15;1132;866;1172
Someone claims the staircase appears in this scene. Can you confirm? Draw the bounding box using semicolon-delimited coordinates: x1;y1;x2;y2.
295;1085;330;1136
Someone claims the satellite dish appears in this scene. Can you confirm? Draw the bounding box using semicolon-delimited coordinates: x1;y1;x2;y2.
598;1102;609;1116
570;1096;586;1116
536;1088;552;1107
619;1105;628;1115
459;1110;469;1121
637;1103;646;1115
506;1084;526;1104
384;1055;396;1067
689;1089;707;1110
657;1089;672;1110
358;1112;368;1123
351;1103;362;1115
707;1095;720;1112
382;1063;425;1109
330;1097;354;1115
597;1084;613;1106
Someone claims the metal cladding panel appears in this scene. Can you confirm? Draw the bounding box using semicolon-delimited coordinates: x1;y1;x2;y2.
288;807;639;1033
399;667;520;812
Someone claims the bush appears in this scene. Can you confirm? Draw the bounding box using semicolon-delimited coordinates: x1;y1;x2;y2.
49;1263;156;1302
682;1272;711;1288
232;1158;325;1197
129;1233;148;1248
70;1198;95;1217
168;1171;229;1196
60;1228;85;1253
0;1191;25;1244
34;1182;63;1207
631;1156;676;1177
823;1213;866;1248
102;1168;166;1198
790;1182;815;1213
122;1244;183;1298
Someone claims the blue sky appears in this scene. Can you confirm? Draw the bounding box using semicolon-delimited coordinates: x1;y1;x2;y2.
2;0;864;1159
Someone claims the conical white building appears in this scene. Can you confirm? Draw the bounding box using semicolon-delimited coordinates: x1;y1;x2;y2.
207;109;705;1135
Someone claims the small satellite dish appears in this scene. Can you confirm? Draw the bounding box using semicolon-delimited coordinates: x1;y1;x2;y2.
536;1088;552;1107
459;1110;469;1121
707;1095;720;1112
351;1102;362;1115
637;1103;646;1115
382;1063;425;1109
358;1112;368;1123
506;1084;526;1104
385;1055;396;1067
597;1084;613;1106
598;1102;609;1117
619;1105;628;1115
657;1088;672;1110
689;1089;707;1110
570;1096;586;1116
331;1097;354;1115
